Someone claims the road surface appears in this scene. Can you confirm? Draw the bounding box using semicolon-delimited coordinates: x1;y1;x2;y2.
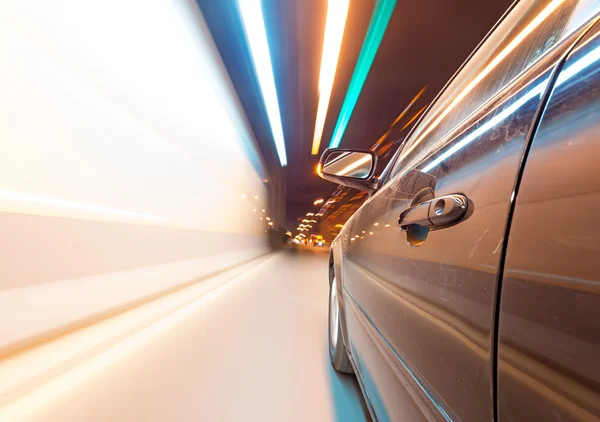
0;246;370;422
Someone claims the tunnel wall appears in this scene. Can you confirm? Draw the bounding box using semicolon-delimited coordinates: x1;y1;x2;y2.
0;0;270;353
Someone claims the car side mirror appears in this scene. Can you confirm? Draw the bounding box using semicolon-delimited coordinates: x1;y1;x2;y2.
318;148;378;193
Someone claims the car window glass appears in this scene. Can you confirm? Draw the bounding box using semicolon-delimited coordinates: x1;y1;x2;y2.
390;0;594;177
565;0;600;35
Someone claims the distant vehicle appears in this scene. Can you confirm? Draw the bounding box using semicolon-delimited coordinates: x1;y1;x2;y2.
319;1;600;420
313;235;325;247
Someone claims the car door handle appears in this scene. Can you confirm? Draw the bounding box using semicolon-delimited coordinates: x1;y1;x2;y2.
398;194;469;231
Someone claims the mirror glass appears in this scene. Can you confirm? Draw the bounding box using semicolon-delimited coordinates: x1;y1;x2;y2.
322;151;373;179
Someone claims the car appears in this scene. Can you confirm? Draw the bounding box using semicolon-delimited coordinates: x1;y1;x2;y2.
314;235;325;247
318;1;600;421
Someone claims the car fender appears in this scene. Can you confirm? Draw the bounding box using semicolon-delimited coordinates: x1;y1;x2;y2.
330;234;352;353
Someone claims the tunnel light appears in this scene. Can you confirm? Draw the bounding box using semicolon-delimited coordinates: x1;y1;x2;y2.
238;0;288;166
314;199;324;205
329;0;397;149
311;0;351;155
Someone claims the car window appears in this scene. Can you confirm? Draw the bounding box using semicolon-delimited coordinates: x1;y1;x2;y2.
390;0;597;177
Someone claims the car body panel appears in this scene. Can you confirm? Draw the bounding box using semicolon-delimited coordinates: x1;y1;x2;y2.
329;3;600;420
344;289;441;422
331;237;353;353
497;23;600;421
341;40;580;422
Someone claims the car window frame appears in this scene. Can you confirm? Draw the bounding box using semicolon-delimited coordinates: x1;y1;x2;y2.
381;0;600;187
378;0;519;188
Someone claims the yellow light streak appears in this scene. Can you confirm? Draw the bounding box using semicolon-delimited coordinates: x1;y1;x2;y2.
390;85;427;128
311;0;351;155
400;104;428;131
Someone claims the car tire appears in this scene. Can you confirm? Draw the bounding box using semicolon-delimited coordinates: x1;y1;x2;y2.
329;260;353;374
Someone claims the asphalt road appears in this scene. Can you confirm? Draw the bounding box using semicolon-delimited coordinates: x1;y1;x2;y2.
1;246;370;421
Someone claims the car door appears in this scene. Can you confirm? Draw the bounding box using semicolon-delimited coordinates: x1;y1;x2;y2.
340;1;597;420
497;19;600;422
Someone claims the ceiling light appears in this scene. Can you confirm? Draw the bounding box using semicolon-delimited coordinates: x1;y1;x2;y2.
329;0;397;149
238;0;288;166
312;0;350;155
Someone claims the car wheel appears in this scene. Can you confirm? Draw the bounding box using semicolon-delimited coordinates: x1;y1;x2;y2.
329;262;353;373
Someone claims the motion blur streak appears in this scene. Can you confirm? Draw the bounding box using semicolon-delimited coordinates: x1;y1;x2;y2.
0;0;270;359
389;85;427;128
372;86;427;151
0;257;272;420
311;0;350;155
400;104;427;131
328;0;397;149
238;0;288;166
399;0;565;163
0;190;167;222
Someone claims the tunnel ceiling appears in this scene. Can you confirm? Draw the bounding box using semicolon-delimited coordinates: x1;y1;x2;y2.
197;0;512;230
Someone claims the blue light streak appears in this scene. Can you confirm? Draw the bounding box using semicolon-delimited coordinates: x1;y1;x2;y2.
421;43;600;173
238;0;288;166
